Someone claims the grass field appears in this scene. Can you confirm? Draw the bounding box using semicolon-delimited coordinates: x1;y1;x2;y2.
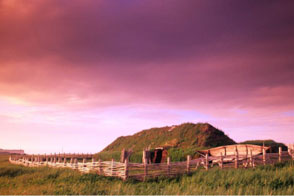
0;155;294;195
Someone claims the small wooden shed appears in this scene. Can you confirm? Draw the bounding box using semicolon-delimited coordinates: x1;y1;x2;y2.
152;147;168;163
142;147;169;164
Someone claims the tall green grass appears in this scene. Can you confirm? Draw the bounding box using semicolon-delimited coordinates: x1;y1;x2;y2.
0;155;293;195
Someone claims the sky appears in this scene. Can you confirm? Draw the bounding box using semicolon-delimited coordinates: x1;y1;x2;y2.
0;0;293;154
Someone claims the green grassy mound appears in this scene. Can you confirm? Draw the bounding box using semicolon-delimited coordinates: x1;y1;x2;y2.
100;123;235;154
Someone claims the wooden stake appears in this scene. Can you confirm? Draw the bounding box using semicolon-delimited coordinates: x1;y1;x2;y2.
245;145;248;165
186;155;190;174
249;150;253;167
92;158;96;170
121;148;126;163
252;150;256;168
262;147;266;165
144;158;148;181
205;154;209;171
279;147;282;163
142;149;146;164
220;152;223;169
98;159;102;175
75;158;78;169
235;146;238;169
167;157;171;176
124;159;129;180
110;159;114;176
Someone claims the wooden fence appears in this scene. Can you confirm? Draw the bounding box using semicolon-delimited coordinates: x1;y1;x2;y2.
9;146;294;181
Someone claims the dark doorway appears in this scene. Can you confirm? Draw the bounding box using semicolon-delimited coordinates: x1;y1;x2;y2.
153;149;163;163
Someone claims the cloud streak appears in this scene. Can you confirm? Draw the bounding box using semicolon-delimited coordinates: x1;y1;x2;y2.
0;0;293;153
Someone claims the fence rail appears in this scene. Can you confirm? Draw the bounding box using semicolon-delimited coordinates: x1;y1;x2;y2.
9;146;294;181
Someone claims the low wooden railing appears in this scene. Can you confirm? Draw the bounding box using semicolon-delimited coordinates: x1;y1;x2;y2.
9;147;294;181
9;154;128;180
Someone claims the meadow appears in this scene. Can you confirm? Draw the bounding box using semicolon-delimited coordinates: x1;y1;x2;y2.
0;155;294;195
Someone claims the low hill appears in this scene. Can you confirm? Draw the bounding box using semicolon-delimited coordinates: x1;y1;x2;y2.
0;149;24;155
102;123;236;152
240;140;287;153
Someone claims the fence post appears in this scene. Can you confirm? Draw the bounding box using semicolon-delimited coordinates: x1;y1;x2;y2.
142;149;146;164
290;146;294;160
186;155;190;174
45;154;48;165
205;153;209;171
167;157;171;176
249;150;253;167
245;145;248;166
48;154;51;165
263;147;266;165
63;156;67;166
98;159;102;175
252;150;256;168
111;159;114;176
92;158;96;171
124;159;128;181
220;152;223;169
235;146;238;169
121;148;126;163
144;158;148;181
75;158;78;170
279;147;282;163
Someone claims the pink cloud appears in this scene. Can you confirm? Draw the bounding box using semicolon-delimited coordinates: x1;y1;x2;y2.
0;0;293;153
